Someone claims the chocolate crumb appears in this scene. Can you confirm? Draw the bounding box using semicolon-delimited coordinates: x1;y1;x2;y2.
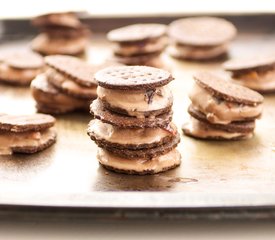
144;89;156;104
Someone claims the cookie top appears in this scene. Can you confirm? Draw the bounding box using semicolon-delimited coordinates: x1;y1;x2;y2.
32;12;82;29
0;50;44;69
168;17;237;46
107;24;167;43
45;55;97;87
193;71;264;105
223;55;275;71
95;65;173;90
0;114;56;133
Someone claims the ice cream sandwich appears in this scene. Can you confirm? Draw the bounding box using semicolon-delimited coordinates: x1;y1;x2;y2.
88;65;181;175
107;24;168;68
168;17;237;61
182;72;264;140
223;56;275;93
0;50;44;86
31;55;97;114
0;113;56;155
31;12;90;56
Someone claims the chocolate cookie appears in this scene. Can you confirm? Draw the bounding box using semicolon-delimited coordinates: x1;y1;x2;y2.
182;118;253;141
223;56;275;93
32;12;82;29
0;113;57;155
31;74;90;114
46;69;97;100
102;132;180;159
10;128;57;154
95;65;173;90
31;33;88;56
193;71;264;105
107;24;167;43
169;17;237;47
97;148;181;175
90;99;173;128
0;113;55;133
0;50;44;86
168;17;236;61
45;55;97;87
223;55;275;72
87;119;177;150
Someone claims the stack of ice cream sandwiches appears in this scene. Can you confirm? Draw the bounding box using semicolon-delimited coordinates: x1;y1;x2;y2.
107;24;168;68
0;113;56;155
88;65;181;175
0;50;44;86
223;56;275;93
182;72;264;140
168;17;237;61
31;55;97;114
31;12;90;56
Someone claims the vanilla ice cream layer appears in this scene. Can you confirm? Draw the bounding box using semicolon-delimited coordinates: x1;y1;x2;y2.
89;119;173;145
97;148;181;173
97;85;173;117
189;83;263;124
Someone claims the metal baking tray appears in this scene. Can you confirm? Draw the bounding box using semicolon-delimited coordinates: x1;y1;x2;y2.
0;14;275;220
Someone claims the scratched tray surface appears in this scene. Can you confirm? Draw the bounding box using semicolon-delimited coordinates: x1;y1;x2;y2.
0;32;275;209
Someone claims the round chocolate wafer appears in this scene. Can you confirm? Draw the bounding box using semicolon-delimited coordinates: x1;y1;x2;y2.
188;105;255;133
45;55;97;87
11;128;57;154
182;121;253;141
98;148;181;175
95;65;173;90
90;99;172;128
31;33;87;56
102;132;180;159
107;24;167;43
32;12;81;29
31;74;90;114
193;71;264;105
0;114;56;133
223;55;275;72
46;69;97;100
1;50;44;69
168;17;237;46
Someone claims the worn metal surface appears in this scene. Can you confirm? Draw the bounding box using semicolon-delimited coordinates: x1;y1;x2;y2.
0;30;275;218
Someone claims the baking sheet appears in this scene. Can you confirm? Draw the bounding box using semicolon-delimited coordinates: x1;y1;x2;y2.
0;28;275;218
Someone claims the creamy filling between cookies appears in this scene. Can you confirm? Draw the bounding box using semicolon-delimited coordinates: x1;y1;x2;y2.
185;117;253;139
0;63;42;84
0;128;55;155
97;85;173;118
189;83;263;124
88;119;173;145
171;43;228;59
233;69;275;91
97;148;181;173
114;37;167;56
